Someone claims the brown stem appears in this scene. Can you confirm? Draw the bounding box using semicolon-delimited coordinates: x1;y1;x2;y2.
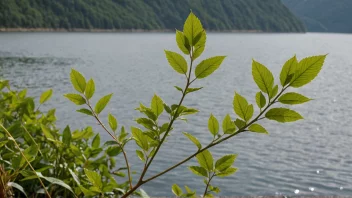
203;173;215;197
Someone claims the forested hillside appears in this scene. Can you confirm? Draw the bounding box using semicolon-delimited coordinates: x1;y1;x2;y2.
282;0;352;33
0;0;305;32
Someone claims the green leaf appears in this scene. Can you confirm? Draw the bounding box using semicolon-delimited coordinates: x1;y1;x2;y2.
84;169;102;189
62;125;72;146
108;113;118;132
215;154;237;172
269;85;279;100
234;119;246;129
278;92;311;105
64;93;86;105
37;172;75;195
193;31;206;60
290;55;327;88
92;133;100;148
249;124;268;134
40;89;53;104
183;12;203;46
8;182;27;197
222;114;236;134
252;60;274;94
208;114;219;137
255;92;266;109
106;146;121;156
68;169;80;185
140;189;150;198
164;50;188;74
172;184;183;197
195;56;226;79
265;108;303;123
185;87;203;94
183;132;201;149
216;167;238;177
79;185;96;196
41;124;55;140
76;108;93;116
151;94;164;117
85;78;95;99
174;86;183;92
196;150;213;171
176;30;190;55
136;150;145;162
280;55;298;86
233;92;253;122
188;166;208;177
70;69;86;93
94;93;113;114
136;118;155;130
131;127;149;151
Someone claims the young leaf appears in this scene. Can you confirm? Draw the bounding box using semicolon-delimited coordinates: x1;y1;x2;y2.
62;125;72;146
172;184;183;197
185;87;203;94
183;12;203;46
108;113;118;132
196;150;213;171
290;55;327;88
41;124;55;140
76;108;93;116
280;55;298;86
151;94;164;117
233;93;253;122
183;132;201;149
216;167;238;177
193;31;206;60
249;124;268;134
195;56;226;79
265;108;303;123
164;50;188;74
85;78;95;99
208;114;219;137
234;119;246;129
176;30;190;55
64;93;86;105
92;134;100;148
136;150;145;162
255;92;266;109
278;92;311;105
252;60;274;94
222;114;236;134
215;154;237;172
174;86;183;92
188;166;208;177
70;69;86;93
131;127;149;151
40;89;53;104
84;169;102;189
95;93;113;114
269;85;279;100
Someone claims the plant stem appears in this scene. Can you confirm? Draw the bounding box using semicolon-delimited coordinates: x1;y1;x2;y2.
203;173;215;197
0;124;52;198
85;99;133;190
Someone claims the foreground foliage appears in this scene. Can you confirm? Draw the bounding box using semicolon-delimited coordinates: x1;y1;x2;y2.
0;12;326;197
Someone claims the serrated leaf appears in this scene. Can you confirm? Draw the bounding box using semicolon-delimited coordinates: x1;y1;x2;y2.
222;114;236;134
233;93;253;122
172;184;183;197
216;167;238;177
85;78;95;99
92;133;100;148
255;92;266;109
95;94;113;114
195;56;226;79
188;166;208;177
39;89;53;104
183;12;203;46
269;85;279;100
208;114;219;137
280;55;298;86
84;169;102;189
176;30;190;55
265;108;303;123
278;92;311;105
183;132;201;149
136;150;145;162
76;108;93;116
108;114;118;132
252;60;274;94
64;93;86;105
290;55;327;88
196;150;213;171
249;124;268;134
215;154;237;172
62;125;71;146
70;69;86;93
151;94;164;117
165;50;188;74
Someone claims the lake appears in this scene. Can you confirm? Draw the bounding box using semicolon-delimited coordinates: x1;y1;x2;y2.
1;32;352;196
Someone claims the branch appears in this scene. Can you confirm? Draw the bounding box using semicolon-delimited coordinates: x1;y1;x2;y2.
203;173;215;197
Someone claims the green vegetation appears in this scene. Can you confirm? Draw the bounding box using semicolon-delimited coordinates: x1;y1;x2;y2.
0;0;305;32
0;12;326;197
282;0;352;33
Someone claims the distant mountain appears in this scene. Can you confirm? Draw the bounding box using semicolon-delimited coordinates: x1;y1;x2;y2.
282;0;352;33
0;0;305;32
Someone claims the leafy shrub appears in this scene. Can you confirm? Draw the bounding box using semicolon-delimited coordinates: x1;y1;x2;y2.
0;12;326;197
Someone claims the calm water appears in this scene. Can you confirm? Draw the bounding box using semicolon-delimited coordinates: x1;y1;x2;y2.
1;32;352;196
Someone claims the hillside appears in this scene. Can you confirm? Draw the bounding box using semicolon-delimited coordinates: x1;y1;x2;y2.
0;0;305;32
282;0;352;33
